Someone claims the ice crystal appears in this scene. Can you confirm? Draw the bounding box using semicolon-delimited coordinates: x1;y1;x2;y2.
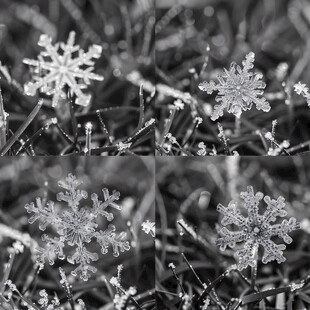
141;220;155;237
197;142;207;156
216;186;300;270
199;52;271;120
290;280;305;292
201;297;210;310
23;31;104;107
25;173;130;281
294;81;310;106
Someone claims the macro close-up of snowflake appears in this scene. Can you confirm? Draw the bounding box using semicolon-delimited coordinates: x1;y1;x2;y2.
25;173;130;281
216;186;300;270
198;52;271;121
23;31;104;108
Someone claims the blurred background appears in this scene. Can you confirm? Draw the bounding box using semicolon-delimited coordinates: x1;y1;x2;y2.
156;157;310;308
156;0;310;155
0;0;154;154
0;157;155;309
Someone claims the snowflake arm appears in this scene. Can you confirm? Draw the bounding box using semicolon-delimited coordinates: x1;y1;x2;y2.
198;80;217;94
240;186;263;225
236;239;257;270
217;201;246;227
36;235;65;266
199;52;270;120
23;31;104;107
96;224;130;257
260;239;286;264
216;227;246;251
266;217;300;244
68;246;99;281
25;198;60;230
91;188;121;221
56;173;88;210
263;195;287;223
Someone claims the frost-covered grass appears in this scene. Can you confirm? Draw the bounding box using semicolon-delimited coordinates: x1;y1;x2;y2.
0;157;155;309
156;0;310;155
156;157;310;309
0;0;154;155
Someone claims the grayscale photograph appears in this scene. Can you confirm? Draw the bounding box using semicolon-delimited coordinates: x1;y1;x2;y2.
0;157;155;309
155;0;310;156
156;157;310;309
0;0;154;155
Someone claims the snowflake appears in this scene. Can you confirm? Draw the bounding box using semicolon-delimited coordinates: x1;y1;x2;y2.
25;173;130;281
141;220;155;237
197;142;207;156
199;52;271;120
23;31;104;107
216;186;300;270
294;81;310;106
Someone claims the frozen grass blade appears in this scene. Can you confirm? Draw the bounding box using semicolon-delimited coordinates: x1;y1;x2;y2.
0;251;15;294
96;109;112;145
157;107;176;149
15;118;57;155
0;87;7;148
242;287;291;306
137;84;145;133
0;99;43;155
84;122;93;156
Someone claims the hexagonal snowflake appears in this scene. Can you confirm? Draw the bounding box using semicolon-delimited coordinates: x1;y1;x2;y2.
23;31;104;107
199;52;271;120
216;186;300;270
25;173;130;281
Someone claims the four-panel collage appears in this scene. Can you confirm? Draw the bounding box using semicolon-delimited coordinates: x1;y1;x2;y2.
0;0;310;310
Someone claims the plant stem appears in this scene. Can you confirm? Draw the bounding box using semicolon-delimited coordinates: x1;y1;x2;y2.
0;87;7;148
158;107;176;147
0;100;43;155
250;246;258;292
235;115;241;136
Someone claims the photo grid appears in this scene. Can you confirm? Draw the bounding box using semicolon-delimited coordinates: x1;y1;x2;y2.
0;0;310;310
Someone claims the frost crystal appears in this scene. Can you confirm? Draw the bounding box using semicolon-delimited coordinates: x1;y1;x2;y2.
216;186;300;270
25;173;130;281
199;52;271;120
141;220;155;237
23;31;104;107
294;81;310;106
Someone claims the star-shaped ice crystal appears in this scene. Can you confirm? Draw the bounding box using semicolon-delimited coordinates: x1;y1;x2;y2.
199;52;271;120
216;186;299;270
23;31;104;107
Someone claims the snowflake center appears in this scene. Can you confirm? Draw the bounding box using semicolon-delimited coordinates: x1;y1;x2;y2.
59;65;69;74
253;227;260;234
